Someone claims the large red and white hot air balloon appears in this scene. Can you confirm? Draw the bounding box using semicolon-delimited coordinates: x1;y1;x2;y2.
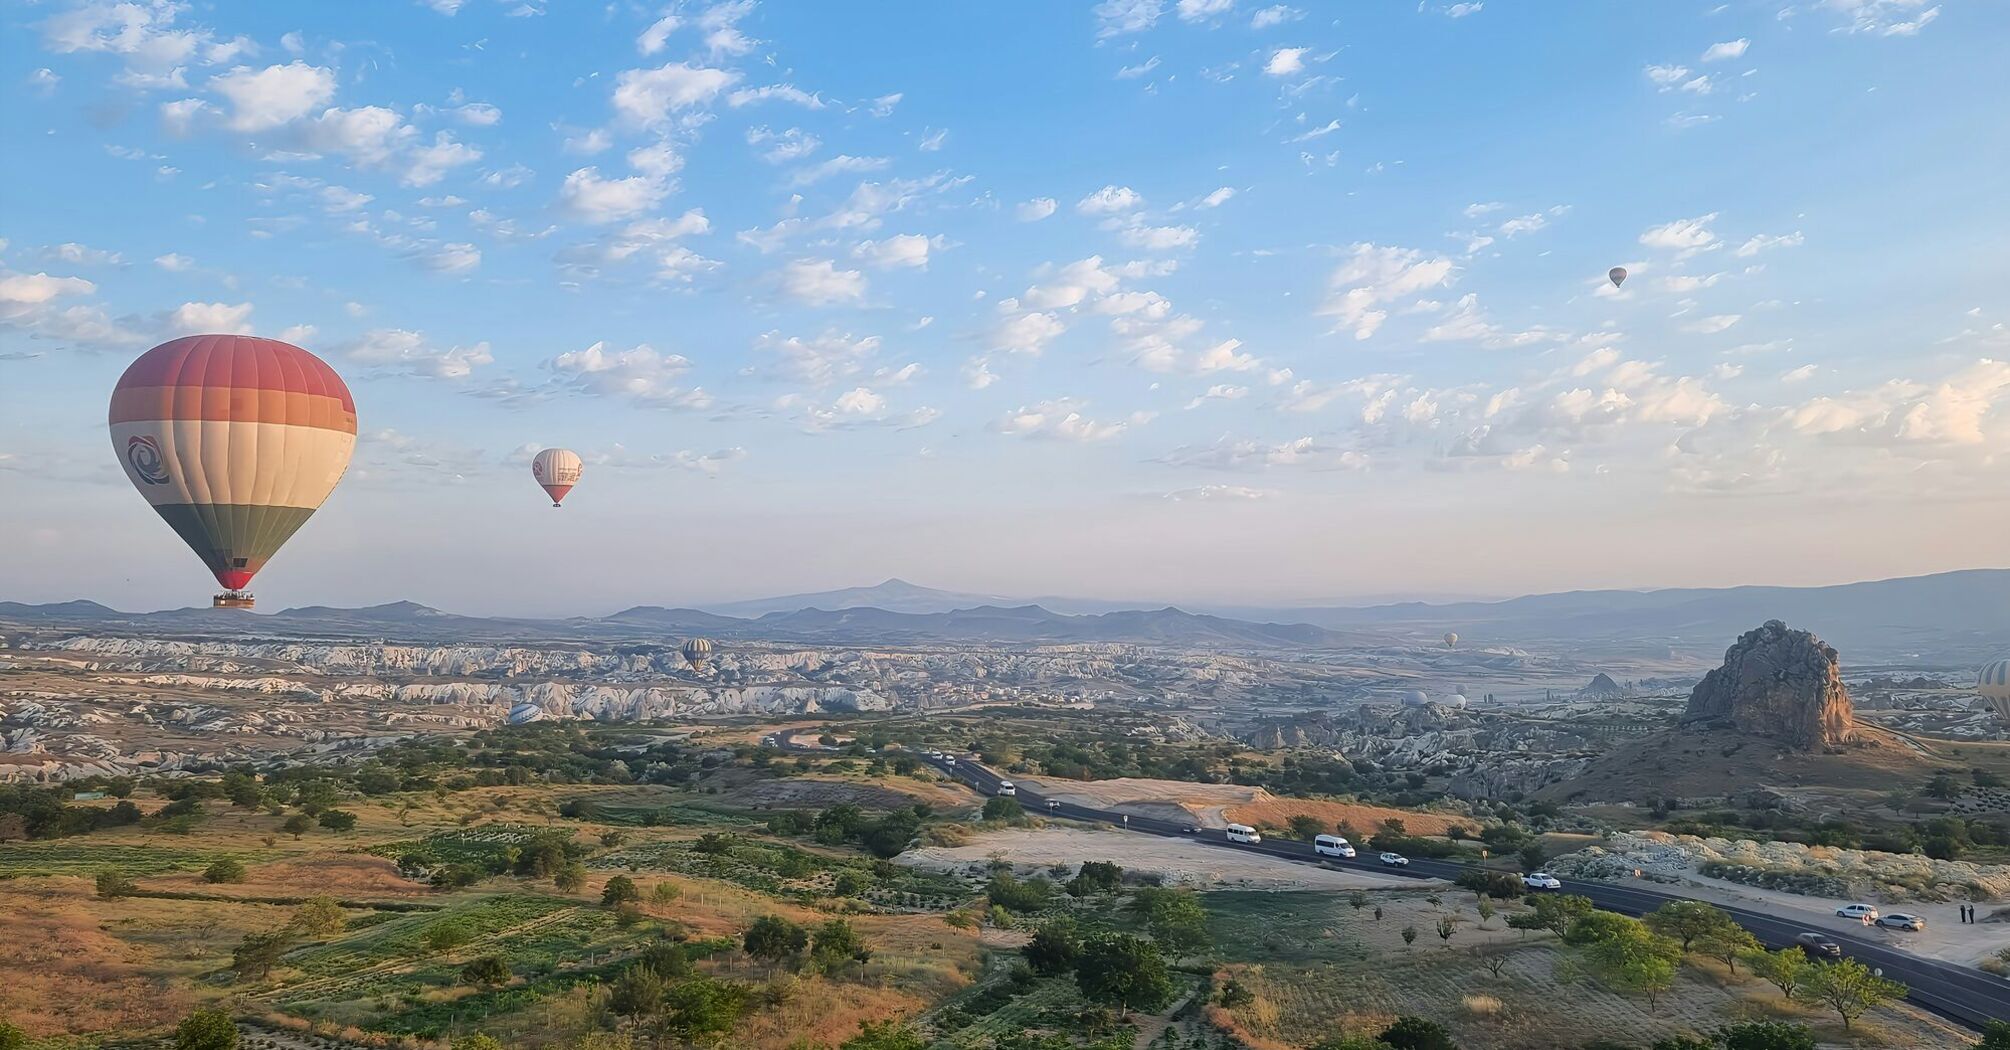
532;448;582;507
109;334;356;608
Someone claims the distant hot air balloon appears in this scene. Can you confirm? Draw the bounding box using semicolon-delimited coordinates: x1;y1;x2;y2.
109;334;356;609
1443;632;1459;649
683;637;713;669
1608;267;1628;289
532;448;582;507
1975;659;2010;722
1401;690;1432;707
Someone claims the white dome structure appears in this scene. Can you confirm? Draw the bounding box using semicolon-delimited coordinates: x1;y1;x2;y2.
507;701;546;725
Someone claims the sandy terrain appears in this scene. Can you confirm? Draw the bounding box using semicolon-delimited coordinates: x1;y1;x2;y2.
898;826;1433;891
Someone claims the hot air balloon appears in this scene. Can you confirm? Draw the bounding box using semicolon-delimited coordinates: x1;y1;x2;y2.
532;448;582;507
682;637;713;669
1401;689;1432;707
1975;659;2010;722
109;334;356;609
1443;632;1459;649
1608;267;1628;289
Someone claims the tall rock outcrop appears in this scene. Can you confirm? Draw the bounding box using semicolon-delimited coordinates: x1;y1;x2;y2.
1681;620;1856;750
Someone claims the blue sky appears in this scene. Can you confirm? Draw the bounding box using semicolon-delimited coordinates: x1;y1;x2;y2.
4;0;2009;615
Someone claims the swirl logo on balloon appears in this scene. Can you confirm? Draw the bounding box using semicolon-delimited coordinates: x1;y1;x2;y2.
125;435;170;485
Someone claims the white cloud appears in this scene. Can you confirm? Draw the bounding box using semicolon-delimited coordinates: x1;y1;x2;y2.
852;234;939;270
41;243;122;266
1780;363;1820;383
994;398;1137;442
1264;47;1309;76
415;242;482;274
167;301;254;335
637;14;681;55
1160;435;1365;472
777;258;867;306
1078;185;1145;215
1177;0;1235;20
1249;5;1302;28
755;330;883;385
341;328;494;379
0;272;96;312
1824;0;1940;36
548;340;705;409
559;167;669;224
453;102;502;126
612;62;739;128
1200;186;1236;208
628;142;685;179
1639;213;1720;256
1645;64;1691;89
210;62;336;132
867;93;902;117
1445;2;1483;16
988;311;1068;355
1321;243;1457;340
747;126;820;164
1735;231;1804;257
1095;0;1165;37
1017;197;1059;222
790;154;890;187
728;84;825;109
1023;256;1122;310
154;253;194;272
1702;38;1750;62
1121;224;1199;251
1117;57;1162;79
1684;314;1742;335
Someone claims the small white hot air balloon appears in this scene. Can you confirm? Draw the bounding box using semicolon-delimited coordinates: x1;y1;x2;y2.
1401;689;1432;707
1443;632;1459;649
1976;659;2010;722
1608;267;1628;289
531;448;583;508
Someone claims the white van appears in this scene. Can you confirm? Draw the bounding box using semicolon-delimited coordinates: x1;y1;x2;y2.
1226;823;1262;845
1313;834;1356;858
996;781;1016;796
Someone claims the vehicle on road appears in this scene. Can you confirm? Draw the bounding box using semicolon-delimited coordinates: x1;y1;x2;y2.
1183;824;1199;834
1836;903;1880;923
1379;852;1410;867
995;781;1016;796
1522;872;1563;890
1314;834;1357;858
1044;799;1061;810
1796;932;1844;959
1876;912;1926;931
1226;823;1262;844
944;756;956;767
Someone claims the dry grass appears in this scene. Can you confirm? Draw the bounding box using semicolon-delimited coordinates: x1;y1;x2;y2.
0;878;196;1037
142;854;433;900
1226;796;1465;838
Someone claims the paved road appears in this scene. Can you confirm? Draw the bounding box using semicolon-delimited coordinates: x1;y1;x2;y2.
771;735;2008;1029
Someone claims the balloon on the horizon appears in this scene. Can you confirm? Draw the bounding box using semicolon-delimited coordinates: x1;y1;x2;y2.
1975;659;2010;722
1608;266;1628;288
1443;632;1459;649
109;334;356;609
1401;689;1432;707
682;637;713;669
532;448;583;507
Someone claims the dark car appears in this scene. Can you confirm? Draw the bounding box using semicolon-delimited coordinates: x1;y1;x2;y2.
1795;932;1843;959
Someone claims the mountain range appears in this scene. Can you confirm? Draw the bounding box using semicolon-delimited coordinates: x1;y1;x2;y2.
4;570;2007;657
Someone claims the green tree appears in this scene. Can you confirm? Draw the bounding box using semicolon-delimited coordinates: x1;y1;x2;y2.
461;955;512;986
231;929;294;982
986;872;1054;914
280;814;313;839
1023;918;1083;976
1075;934;1176;1017
95;869;135;898
422;920;473;956
203;857;247;884
744;914;809;965
452;1036;505;1050
1649;1038;1716;1050
173;1007;238;1050
1289;814;1327;840
1066;860;1124;896
609;965;667;1017
0;1021;26;1050
982;796;1024;823
554;861;587;893
601;874;640;907
1801;958;1905;1031
1977;1021;2010;1050
660;976;749;1043
1745;946;1813;1001
840;1019;928;1050
291;896;346;936
1695;921;1761;975
1400;924;1418;946
811;918;872;971
1377;1015;1459;1050
1436;915;1457;944
1507;893;1592;935
1645;901;1736;952
1716;1021;1817;1050
1133;887;1211;956
316;809;357;832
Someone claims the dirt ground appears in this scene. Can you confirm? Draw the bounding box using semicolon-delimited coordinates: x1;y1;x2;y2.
0;879;197;1037
898;826;1432;891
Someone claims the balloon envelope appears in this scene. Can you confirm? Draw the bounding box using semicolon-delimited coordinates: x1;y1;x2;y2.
1608;267;1628;288
532;448;582;506
1977;659;2010;721
109;334;356;593
683;638;713;666
1443;632;1459;649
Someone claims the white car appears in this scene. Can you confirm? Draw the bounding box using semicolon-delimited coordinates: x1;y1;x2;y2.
1836;903;1880;923
1045;799;1061;810
1521;872;1562;891
1313;834;1357;859
995;781;1016;797
1379;852;1409;867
